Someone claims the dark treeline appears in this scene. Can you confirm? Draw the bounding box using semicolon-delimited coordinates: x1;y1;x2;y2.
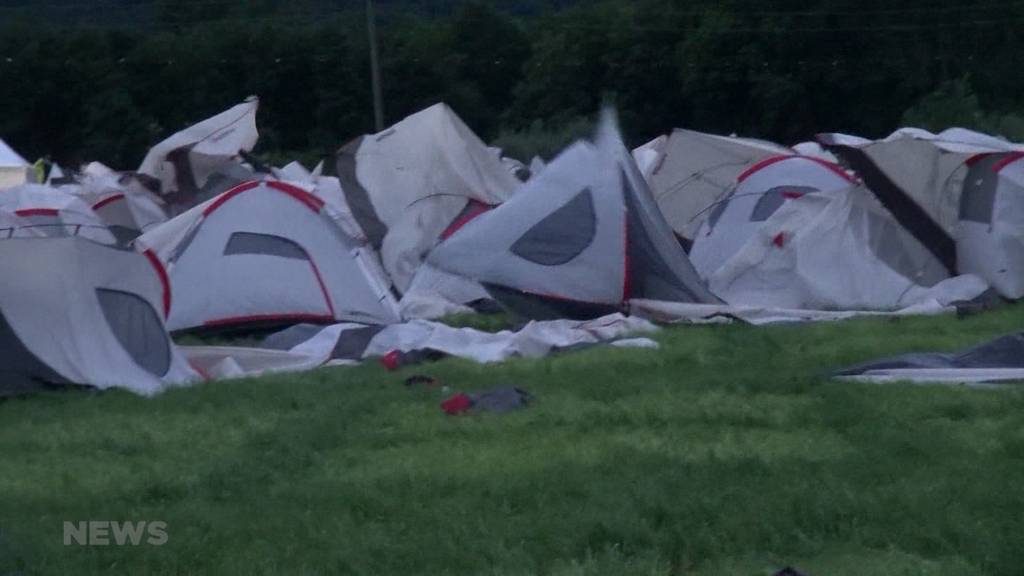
1;0;1022;168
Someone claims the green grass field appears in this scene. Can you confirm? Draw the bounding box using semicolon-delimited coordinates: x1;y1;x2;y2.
3;306;1024;575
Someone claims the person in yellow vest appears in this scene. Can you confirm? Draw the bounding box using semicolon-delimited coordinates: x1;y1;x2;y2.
32;157;47;184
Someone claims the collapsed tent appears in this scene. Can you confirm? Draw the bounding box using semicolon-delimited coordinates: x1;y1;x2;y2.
818;127;1024;297
637;129;793;242
835;332;1024;386
335;103;520;300
0;236;198;396
686;161;982;311
0;138;32;189
0;184;116;244
51;164;168;244
138;97;259;213
429;111;719;320
136;179;400;332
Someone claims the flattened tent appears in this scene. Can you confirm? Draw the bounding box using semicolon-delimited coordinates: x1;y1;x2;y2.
639;129;793;241
138;97;259;212
0;138;31;189
335;103;520;293
819;128;1024;297
681;149;978;310
429;111;719;320
0;237;198;396
0;184;116;244
690;155;858;277
136;179;400;332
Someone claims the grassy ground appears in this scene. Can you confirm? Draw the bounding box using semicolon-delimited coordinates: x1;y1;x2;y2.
3;306;1024;575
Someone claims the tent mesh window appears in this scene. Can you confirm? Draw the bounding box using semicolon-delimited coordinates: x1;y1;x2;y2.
510;188;596;266
960;156;1002;224
750;186;820;221
223;232;310;260
95;288;172;377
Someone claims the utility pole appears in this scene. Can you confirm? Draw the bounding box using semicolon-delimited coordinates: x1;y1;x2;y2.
366;0;385;131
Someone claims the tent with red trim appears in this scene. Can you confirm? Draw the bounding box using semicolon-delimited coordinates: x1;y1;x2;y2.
51;167;169;245
0;184;116;244
136;179;400;332
335;103;520;295
687;154;975;310
427;111;719;320
817;127;1024;298
0;236;199;396
690;155;859;277
635;129;793;243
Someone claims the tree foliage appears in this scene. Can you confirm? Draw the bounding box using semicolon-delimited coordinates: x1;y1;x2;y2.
0;0;1022;167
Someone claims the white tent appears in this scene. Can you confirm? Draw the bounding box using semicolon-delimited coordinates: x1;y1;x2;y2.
683;152;978;310
0;138;31;189
335;103;520;297
138;97;259;210
635;129;793;241
0;236;199;396
136;179;400;332
690;155;858;277
51;165;168;244
818;127;1024;297
429;111;719;320
0;184;115;244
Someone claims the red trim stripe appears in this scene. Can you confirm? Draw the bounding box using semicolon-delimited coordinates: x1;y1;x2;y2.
440;200;492;240
992;152;1024;174
737;154;856;184
91;193;125;211
202;181;261;216
621;217;631;302
203;180;325;217
202;313;335;328
15;208;59;217
308;259;336;319
142;249;172;318
965;153;994;167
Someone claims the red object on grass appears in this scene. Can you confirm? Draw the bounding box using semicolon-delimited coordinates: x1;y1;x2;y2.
380;350;402;371
441;393;473;415
772;232;786;248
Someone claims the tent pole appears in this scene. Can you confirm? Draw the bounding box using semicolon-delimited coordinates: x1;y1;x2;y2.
366;0;385;132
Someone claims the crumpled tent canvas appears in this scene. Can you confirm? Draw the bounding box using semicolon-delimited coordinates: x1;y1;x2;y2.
138;97;259;211
0;184;116;244
429;110;719;320
638;128;793;241
335;103;520;294
835;332;1024;386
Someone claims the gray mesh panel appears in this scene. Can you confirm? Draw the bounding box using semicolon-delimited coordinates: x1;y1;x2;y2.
750;186;820;222
510;188;596;266
96;289;172;377
960;154;1003;224
223;232;309;260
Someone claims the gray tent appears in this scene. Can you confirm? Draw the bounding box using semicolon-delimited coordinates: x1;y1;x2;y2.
428;112;719;320
0;237;198;396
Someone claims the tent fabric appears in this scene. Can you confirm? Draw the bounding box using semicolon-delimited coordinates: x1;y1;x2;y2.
137;98;259;209
630;297;971;326
819;128;1024;297
0;237;198;396
834;332;1024;385
639;128;793;240
135;179;400;332
0;184;116;244
0;138;30;189
55;172;168;244
429;111;718;320
335;103;520;293
690;155;857;278
697;184;984;311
